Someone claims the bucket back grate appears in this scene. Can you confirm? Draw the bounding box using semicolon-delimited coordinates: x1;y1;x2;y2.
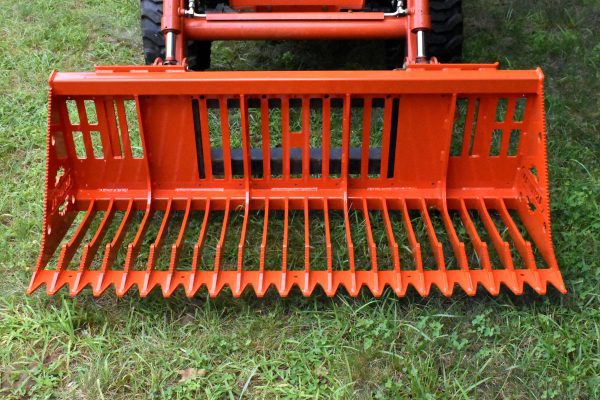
28;66;566;297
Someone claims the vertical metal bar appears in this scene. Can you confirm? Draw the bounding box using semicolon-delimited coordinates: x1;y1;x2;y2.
461;97;477;156
282;198;289;274
304;198;310;273
236;202;250;272
219;97;233;180
259;200;269;273
100;99;122;158
438;205;469;270
362;198;378;272
191;200;211;272
343;202;356;273
282;97;291;179
257;199;269;295
382;199;401;291
60;100;78;160
470;98;496;156
115;99;133;159
416;30;426;59
361;97;373;178
322;97;331;178
302;96;311;182
260;97;271;180
75;99;95;159
124;205;154;272
499;99;517;156
198;98;213;179
100;199;134;271
379;97;394;177
79;199;116;271
214;199;230;271
92;99;114;159
240;95;251;180
341;94;351;179
56;200;97;271
400;199;423;270
418;199;446;271
457;199;492;271
323;198;333;291
494;199;537;269
147;198;173;270
236;200;250;294
170;198;192;272
474;198;514;269
381;199;401;272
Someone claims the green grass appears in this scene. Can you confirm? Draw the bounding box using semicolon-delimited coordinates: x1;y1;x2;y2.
1;0;599;398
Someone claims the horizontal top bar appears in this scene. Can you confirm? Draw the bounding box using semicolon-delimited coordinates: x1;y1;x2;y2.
205;12;385;21
50;67;543;96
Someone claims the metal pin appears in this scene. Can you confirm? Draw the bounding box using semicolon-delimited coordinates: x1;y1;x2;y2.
165;31;176;63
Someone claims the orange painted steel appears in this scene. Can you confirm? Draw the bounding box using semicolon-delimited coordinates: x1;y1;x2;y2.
183;13;407;41
229;0;366;11
27;64;566;297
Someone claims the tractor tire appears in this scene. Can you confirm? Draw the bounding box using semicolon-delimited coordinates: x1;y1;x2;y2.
427;0;463;63
385;0;463;67
140;0;212;70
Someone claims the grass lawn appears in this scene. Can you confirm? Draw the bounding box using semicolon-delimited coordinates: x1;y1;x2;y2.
0;0;598;398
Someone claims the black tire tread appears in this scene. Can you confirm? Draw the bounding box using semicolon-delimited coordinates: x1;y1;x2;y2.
427;0;463;63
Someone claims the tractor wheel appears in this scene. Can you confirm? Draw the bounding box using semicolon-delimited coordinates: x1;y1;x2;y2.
141;0;212;70
428;0;463;63
385;0;463;67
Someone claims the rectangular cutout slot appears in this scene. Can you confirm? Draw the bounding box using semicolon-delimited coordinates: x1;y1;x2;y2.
66;100;79;125
268;99;282;178
451;98;468;156
329;99;344;178
514;97;527;122
508;129;521;156
90;131;104;159
85;100;98;125
124;100;143;159
495;98;508;122
309;99;323;178
467;98;480;156
207;102;224;178
288;98;303;133
72;131;86;159
490;129;503;156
